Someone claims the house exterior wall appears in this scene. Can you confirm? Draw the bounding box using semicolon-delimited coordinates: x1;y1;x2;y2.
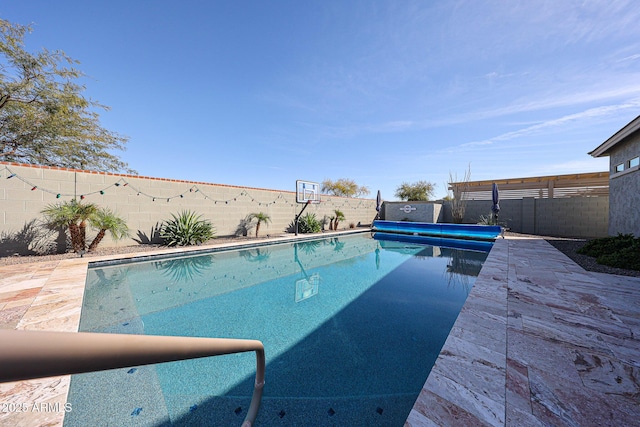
0;162;377;254
607;135;640;237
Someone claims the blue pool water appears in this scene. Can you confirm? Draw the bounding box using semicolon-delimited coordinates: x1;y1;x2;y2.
65;233;490;426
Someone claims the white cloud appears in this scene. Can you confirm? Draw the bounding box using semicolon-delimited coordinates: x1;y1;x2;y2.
619;54;640;62
458;101;640;150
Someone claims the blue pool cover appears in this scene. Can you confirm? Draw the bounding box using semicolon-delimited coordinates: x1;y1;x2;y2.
372;231;494;252
372;220;502;241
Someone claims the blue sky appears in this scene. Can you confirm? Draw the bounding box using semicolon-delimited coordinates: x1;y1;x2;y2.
3;1;640;200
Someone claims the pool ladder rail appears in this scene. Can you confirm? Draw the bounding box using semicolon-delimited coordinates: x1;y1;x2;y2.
0;329;265;427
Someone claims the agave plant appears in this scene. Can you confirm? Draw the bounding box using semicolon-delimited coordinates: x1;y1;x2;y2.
87;208;130;252
248;212;271;237
160;210;215;246
298;213;322;233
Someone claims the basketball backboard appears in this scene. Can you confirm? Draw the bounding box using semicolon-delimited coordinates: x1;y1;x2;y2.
296;180;321;204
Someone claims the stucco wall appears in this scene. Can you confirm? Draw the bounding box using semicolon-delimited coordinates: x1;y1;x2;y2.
382;201;443;222
0;162;377;254
607;135;640;237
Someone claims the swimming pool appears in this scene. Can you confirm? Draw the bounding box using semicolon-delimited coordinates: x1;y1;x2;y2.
64;233;490;426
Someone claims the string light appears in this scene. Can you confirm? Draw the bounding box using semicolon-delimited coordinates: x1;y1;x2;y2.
1;167;370;211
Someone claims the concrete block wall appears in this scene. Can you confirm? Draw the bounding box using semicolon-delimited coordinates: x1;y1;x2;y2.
535;197;608;238
0;162;377;253
441;196;608;238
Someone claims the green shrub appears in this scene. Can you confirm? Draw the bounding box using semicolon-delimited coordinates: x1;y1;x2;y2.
160;210;215;246
297;213;322;234
577;233;640;271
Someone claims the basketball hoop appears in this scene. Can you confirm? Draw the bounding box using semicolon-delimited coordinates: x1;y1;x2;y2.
296;180;321;204
295;180;321;235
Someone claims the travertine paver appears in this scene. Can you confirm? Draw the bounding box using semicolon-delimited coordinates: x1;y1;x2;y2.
1;233;639;426
408;237;640;427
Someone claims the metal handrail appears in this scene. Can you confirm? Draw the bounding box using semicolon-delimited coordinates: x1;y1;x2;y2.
0;330;265;427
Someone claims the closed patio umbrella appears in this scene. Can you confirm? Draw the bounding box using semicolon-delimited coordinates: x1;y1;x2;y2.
375;190;382;220
491;183;500;224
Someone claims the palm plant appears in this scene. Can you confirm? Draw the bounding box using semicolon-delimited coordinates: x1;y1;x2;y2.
87;208;130;252
76;202;98;250
160;210;215;246
332;210;345;231
41;199;97;252
248;212;271;237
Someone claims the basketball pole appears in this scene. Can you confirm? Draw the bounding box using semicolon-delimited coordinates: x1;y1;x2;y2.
295;200;312;236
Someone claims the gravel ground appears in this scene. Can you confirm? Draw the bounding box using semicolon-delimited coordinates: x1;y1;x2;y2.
1;232;639;278
0;235;266;267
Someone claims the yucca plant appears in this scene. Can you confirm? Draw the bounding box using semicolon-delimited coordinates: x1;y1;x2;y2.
87;208;130;252
160;210;215;246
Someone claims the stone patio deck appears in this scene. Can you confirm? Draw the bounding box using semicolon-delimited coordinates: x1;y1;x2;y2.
1;233;638;426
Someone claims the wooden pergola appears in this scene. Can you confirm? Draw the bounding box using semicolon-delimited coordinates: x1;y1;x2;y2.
449;171;609;200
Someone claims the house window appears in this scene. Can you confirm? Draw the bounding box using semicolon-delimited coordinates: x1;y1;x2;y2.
630;157;639;168
615;163;625;172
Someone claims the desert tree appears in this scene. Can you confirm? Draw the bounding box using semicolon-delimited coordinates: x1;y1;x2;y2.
394;181;436;201
0;18;134;173
321;178;369;197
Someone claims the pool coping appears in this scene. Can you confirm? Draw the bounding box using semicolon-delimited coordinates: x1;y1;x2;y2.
2;231;639;426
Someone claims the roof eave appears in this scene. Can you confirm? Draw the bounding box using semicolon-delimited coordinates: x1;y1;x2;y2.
589;115;640;158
